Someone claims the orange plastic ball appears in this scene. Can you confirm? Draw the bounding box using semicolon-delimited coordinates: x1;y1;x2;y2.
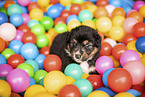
28;2;41;12
96;0;109;7
0;38;5;52
100;42;112;56
4;0;15;9
128;11;143;22
94;7;108;19
111;7;125;18
70;4;82;15
122;33;137;45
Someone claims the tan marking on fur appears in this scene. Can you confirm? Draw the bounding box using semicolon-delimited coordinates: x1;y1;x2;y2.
88;47;98;58
73;39;77;44
83;40;89;45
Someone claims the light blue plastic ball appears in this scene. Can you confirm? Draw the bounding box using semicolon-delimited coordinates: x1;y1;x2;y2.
0;54;6;65
27;19;40;28
35;54;46;70
66;15;79;24
10;13;23;27
25;60;39;72
78;10;93;22
0;12;8;25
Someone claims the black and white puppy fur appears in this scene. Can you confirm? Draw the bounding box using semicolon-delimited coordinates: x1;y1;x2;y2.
50;25;101;74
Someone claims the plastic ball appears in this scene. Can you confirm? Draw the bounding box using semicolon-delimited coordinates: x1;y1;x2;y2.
127;41;137;51
29;8;43;21
60;10;71;20
20;6;28;14
21;13;30;25
7;69;30;93
0;12;8;25
0;23;16;41
17;63;34;77
27;19;40;28
123;61;145;85
64;63;83;80
87;74;104;90
128;11;143;23
114;92;134;97
36;34;49;48
33;92;56;97
0;38;5;52
122;33;137;45
88;90;110;97
133;22;145;38
94;7;108;19
0;64;13;77
87;4;97;16
38;77;44;86
66;76;75;84
1;48;15;60
108;68;132;93
40;46;50;56
24;85;47;97
96;0;109;7
112;15;125;26
27;2;41;12
103;38;117;48
109;0;122;7
73;79;93;97
20;43;39;60
54;23;68;33
47;5;61;19
133;1;145;11
111;7;125;18
126;89;141;97
34;54;46;69
100;42;112;56
10;13;23;27
10;92;21;97
78;10;93;22
105;5;115;17
55;3;65;12
122;17;138;34
0;7;7;15
13;30;24;41
54;17;66;26
33;70;47;84
43;54;62;72
59;0;72;6
18;24;31;33
29;77;36;86
40;16;54;31
25;60;39;72
0;54;7;65
50;0;59;4
141;56;145;66
95;56;114;74
44;71;66;94
7;4;22;16
22;32;37;44
139;5;145;18
70;4;81;15
58;84;81;97
31;24;45;36
17;0;30;6
37;0;49;7
66;15;79;24
82;20;96;29
120;50;141;67
3;0;15;9
96;17;112;34
0;80;11;97
126;9;137;17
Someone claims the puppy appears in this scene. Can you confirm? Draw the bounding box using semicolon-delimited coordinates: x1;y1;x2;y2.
50;25;101;74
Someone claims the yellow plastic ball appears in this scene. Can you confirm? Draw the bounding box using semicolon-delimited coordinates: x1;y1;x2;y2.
109;55;120;68
96;17;112;34
37;0;50;7
139;5;145;18
81;72;89;79
109;26;125;41
112;15;125;26
33;92;56;97
0;80;11;97
82;20;96;29
114;92;134;97
29;8;43;21
88;91;110;97
127;40;136;51
67;20;81;31
66;76;75;84
141;56;145;66
59;0;72;6
24;85;47;97
44;70;67;94
87;5;98;16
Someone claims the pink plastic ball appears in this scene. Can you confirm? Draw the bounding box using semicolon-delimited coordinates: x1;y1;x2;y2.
17;0;31;6
123;61;145;85
22;13;30;25
126;9;137;17
120;50;141;67
133;1;145;11
0;64;13;77
14;30;24;41
6;69;30;93
122;17;138;34
95;56;114;75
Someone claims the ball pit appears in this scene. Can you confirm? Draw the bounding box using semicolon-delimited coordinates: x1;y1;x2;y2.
0;0;145;97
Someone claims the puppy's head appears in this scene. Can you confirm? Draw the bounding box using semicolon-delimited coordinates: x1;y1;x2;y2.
65;25;101;63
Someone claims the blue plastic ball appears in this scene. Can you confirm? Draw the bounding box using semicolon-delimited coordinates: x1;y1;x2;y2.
47;5;61;19
39;77;44;86
135;36;145;53
126;89;141;97
55;3;65;12
0;54;6;65
25;60;39;72
29;77;36;86
20;6;28;13
35;54;46;70
78;10;93;22
10;13;23;27
66;15;79;24
8;40;23;54
0;12;8;25
20;43;39;60
109;0;122;7
64;63;83;80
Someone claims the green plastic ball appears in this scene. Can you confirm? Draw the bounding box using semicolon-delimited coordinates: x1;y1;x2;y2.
7;4;22;16
31;24;45;36
55;23;68;33
78;10;93;22
40;16;54;31
33;70;47;84
17;63;35;77
36;34;49;48
72;0;84;4
1;48;15;60
0;7;7;15
27;19;40;28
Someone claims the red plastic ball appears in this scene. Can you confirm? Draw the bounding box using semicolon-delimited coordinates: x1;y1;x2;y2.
22;32;37;44
87;74;104;90
54;17;66;26
122;33;137;45
40;46;50;56
60;10;71;20
140;93;145;97
131;85;145;94
133;22;145;38
111;44;127;61
43;54;62;72
7;54;25;69
96;0;109;7
70;4;82;15
28;2;40;12
50;0;59;4
18;24;31;33
108;68;132;93
100;42;112;56
58;84;81;97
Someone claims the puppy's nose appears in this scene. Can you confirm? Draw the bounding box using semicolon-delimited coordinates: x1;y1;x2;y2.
75;54;81;59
